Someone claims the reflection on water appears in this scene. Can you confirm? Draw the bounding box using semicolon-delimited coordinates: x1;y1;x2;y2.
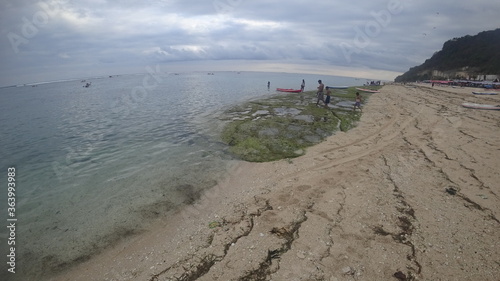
0;71;362;280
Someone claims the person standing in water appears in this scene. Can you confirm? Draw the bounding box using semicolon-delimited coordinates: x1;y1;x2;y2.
301;79;305;92
316;79;324;105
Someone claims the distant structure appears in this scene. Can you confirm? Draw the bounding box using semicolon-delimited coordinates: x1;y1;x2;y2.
429;69;499;81
395;29;500;82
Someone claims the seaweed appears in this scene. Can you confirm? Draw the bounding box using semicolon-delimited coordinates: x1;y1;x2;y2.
220;89;363;162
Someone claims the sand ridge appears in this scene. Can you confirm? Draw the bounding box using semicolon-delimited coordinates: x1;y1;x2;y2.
51;84;500;281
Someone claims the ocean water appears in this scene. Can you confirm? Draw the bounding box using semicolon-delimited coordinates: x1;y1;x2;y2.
0;71;361;280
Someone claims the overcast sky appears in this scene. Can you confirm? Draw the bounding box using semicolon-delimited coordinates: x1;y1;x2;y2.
1;0;499;86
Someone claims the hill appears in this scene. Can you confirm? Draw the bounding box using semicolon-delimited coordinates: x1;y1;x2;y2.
395;29;500;82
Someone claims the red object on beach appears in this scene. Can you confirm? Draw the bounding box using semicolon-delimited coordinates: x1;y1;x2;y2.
355;88;380;93
276;88;302;93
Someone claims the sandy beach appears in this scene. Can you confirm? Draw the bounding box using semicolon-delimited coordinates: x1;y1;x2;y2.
51;84;499;281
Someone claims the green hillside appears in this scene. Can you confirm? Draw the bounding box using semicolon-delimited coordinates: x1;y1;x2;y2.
395;29;500;82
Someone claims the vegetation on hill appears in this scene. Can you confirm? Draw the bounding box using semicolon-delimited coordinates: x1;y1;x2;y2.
395;29;500;82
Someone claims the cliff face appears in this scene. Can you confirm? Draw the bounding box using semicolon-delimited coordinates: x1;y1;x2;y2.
395;29;500;82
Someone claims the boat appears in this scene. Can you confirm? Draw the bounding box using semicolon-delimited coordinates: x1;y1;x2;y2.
472;92;498;95
276;88;302;93
327;86;349;89
355;88;380;93
462;102;500;110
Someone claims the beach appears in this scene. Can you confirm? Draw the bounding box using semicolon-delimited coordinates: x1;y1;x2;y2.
51;84;500;281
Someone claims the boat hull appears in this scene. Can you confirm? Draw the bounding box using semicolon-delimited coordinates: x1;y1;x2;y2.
472;92;498;95
462;102;500;110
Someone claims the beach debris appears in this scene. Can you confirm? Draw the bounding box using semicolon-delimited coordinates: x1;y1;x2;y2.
341;266;353;275
477;194;488;200
445;187;457;195
270;227;289;237
393;270;407;280
372;225;391;236
208;221;221;229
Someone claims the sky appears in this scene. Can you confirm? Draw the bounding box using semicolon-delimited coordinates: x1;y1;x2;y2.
0;0;499;86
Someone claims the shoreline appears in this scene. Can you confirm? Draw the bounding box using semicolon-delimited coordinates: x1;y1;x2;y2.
49;84;499;280
0;72;364;281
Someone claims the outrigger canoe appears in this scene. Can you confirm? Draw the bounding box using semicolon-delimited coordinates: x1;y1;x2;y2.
276;88;302;93
462;102;500;110
472;92;498;95
356;88;380;93
327;86;349;89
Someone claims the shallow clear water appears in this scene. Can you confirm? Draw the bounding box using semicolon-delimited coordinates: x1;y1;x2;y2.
0;71;361;279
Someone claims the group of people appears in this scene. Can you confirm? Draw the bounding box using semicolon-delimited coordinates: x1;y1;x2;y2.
314;79;362;111
269;79;363;111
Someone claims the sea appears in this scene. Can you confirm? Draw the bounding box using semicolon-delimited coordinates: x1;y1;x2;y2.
0;71;362;280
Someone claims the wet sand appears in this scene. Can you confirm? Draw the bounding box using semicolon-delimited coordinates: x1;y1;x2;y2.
51;84;500;281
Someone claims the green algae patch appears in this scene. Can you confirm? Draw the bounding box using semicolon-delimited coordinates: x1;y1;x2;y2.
332;110;361;132
220;89;362;162
328;85;381;101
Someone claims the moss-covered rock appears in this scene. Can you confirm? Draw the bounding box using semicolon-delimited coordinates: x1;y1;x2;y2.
220;88;364;162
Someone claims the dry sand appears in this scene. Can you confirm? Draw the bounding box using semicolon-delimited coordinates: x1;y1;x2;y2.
51;84;500;281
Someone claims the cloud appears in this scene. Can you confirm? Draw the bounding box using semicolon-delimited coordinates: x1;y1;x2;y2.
0;0;499;86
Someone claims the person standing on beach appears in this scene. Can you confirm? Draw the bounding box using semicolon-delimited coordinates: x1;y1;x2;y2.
267;81;270;89
324;87;331;108
301;79;305;92
316;79;324;105
353;92;362;112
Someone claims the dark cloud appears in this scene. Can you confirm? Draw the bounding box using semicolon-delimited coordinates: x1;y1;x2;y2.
1;0;499;86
